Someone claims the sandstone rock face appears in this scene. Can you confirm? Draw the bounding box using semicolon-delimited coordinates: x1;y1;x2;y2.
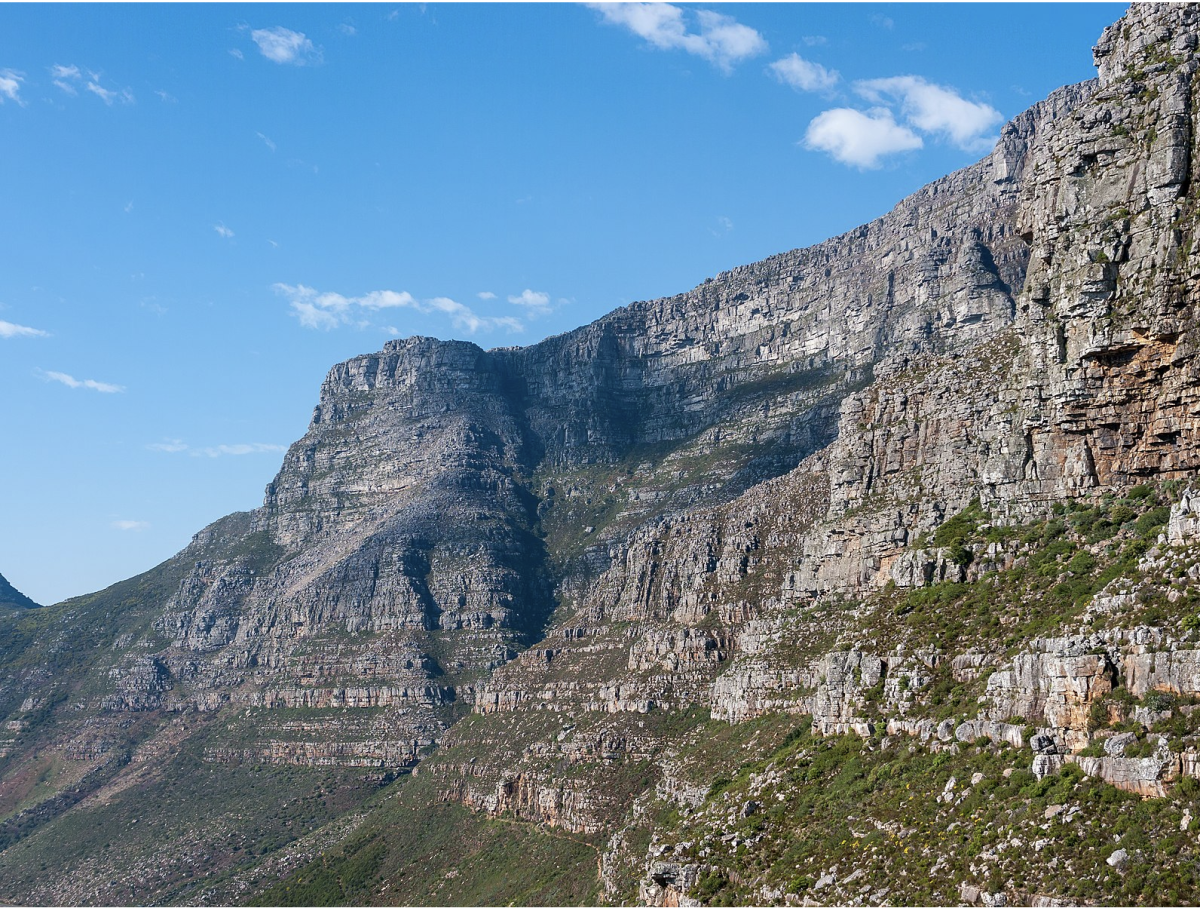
985;640;1116;736
78;60;1064;765
10;7;1200;905
63;4;1200;777
1015;6;1200;493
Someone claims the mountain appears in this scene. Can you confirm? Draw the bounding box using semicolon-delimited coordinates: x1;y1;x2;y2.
0;573;37;611
4;5;1200;905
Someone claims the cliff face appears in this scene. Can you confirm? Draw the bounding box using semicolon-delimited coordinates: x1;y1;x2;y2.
55;44;1061;767
6;5;1200;907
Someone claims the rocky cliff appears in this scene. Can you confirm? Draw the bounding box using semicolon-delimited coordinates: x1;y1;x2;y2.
4;5;1200;907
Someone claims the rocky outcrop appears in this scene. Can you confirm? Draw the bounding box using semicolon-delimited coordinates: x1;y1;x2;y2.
1168;489;1200;544
985;641;1116;740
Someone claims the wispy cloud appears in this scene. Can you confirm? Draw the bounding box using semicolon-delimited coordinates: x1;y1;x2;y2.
507;289;551;316
229;48;245;60
251;26;322;65
0;69;25;105
804;107;922;169
112;519;149;531
195;443;287;458
155;89;177;103
855;75;1002;151
50;63;80;94
147;439;286;458
214;223;235;239
0;320;48;339
338;22;357;36
147;439;188;453
801;36;827;47
274;283;523;334
40;369;124;393
591;3;766;73
477;291;497;301
86;82;116;103
86;76;134;106
256;131;276;152
769;53;839;92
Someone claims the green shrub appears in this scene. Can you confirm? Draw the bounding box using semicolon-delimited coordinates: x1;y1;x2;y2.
934;499;987;549
1135;506;1172;540
1144;690;1176;712
1088;699;1110;732
1068;551;1097;575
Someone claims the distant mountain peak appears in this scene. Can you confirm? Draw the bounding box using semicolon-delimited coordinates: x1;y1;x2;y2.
0;571;39;609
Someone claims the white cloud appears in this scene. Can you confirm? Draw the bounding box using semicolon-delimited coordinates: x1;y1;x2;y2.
591;3;766;72
229;48;244;60
147;439;188;453
214;223;235;239
112;520;149;531
477;291;497;301
41;370;124;393
274;283;523;334
338;22;357;36
0;69;24;105
256;131;276;152
802;35;827;47
710;215;733;237
870;14;895;30
804;107;922;169
855;75;1002;150
429;296;523;333
51;63;80;94
0;320;48;339
507;289;551;315
147;439;286;458
155;89;177;103
86;78;135;106
86;82;114;103
194;443;286;458
251;27;321;65
769;53;839;92
124;201;134;213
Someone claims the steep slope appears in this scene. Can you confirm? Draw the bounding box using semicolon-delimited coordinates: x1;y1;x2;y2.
0;573;37;611
4;4;1200;906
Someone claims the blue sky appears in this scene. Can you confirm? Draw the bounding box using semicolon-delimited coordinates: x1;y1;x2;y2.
0;2;1124;605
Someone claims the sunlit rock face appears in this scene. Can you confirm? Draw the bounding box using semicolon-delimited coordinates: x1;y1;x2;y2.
12;6;1200;906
